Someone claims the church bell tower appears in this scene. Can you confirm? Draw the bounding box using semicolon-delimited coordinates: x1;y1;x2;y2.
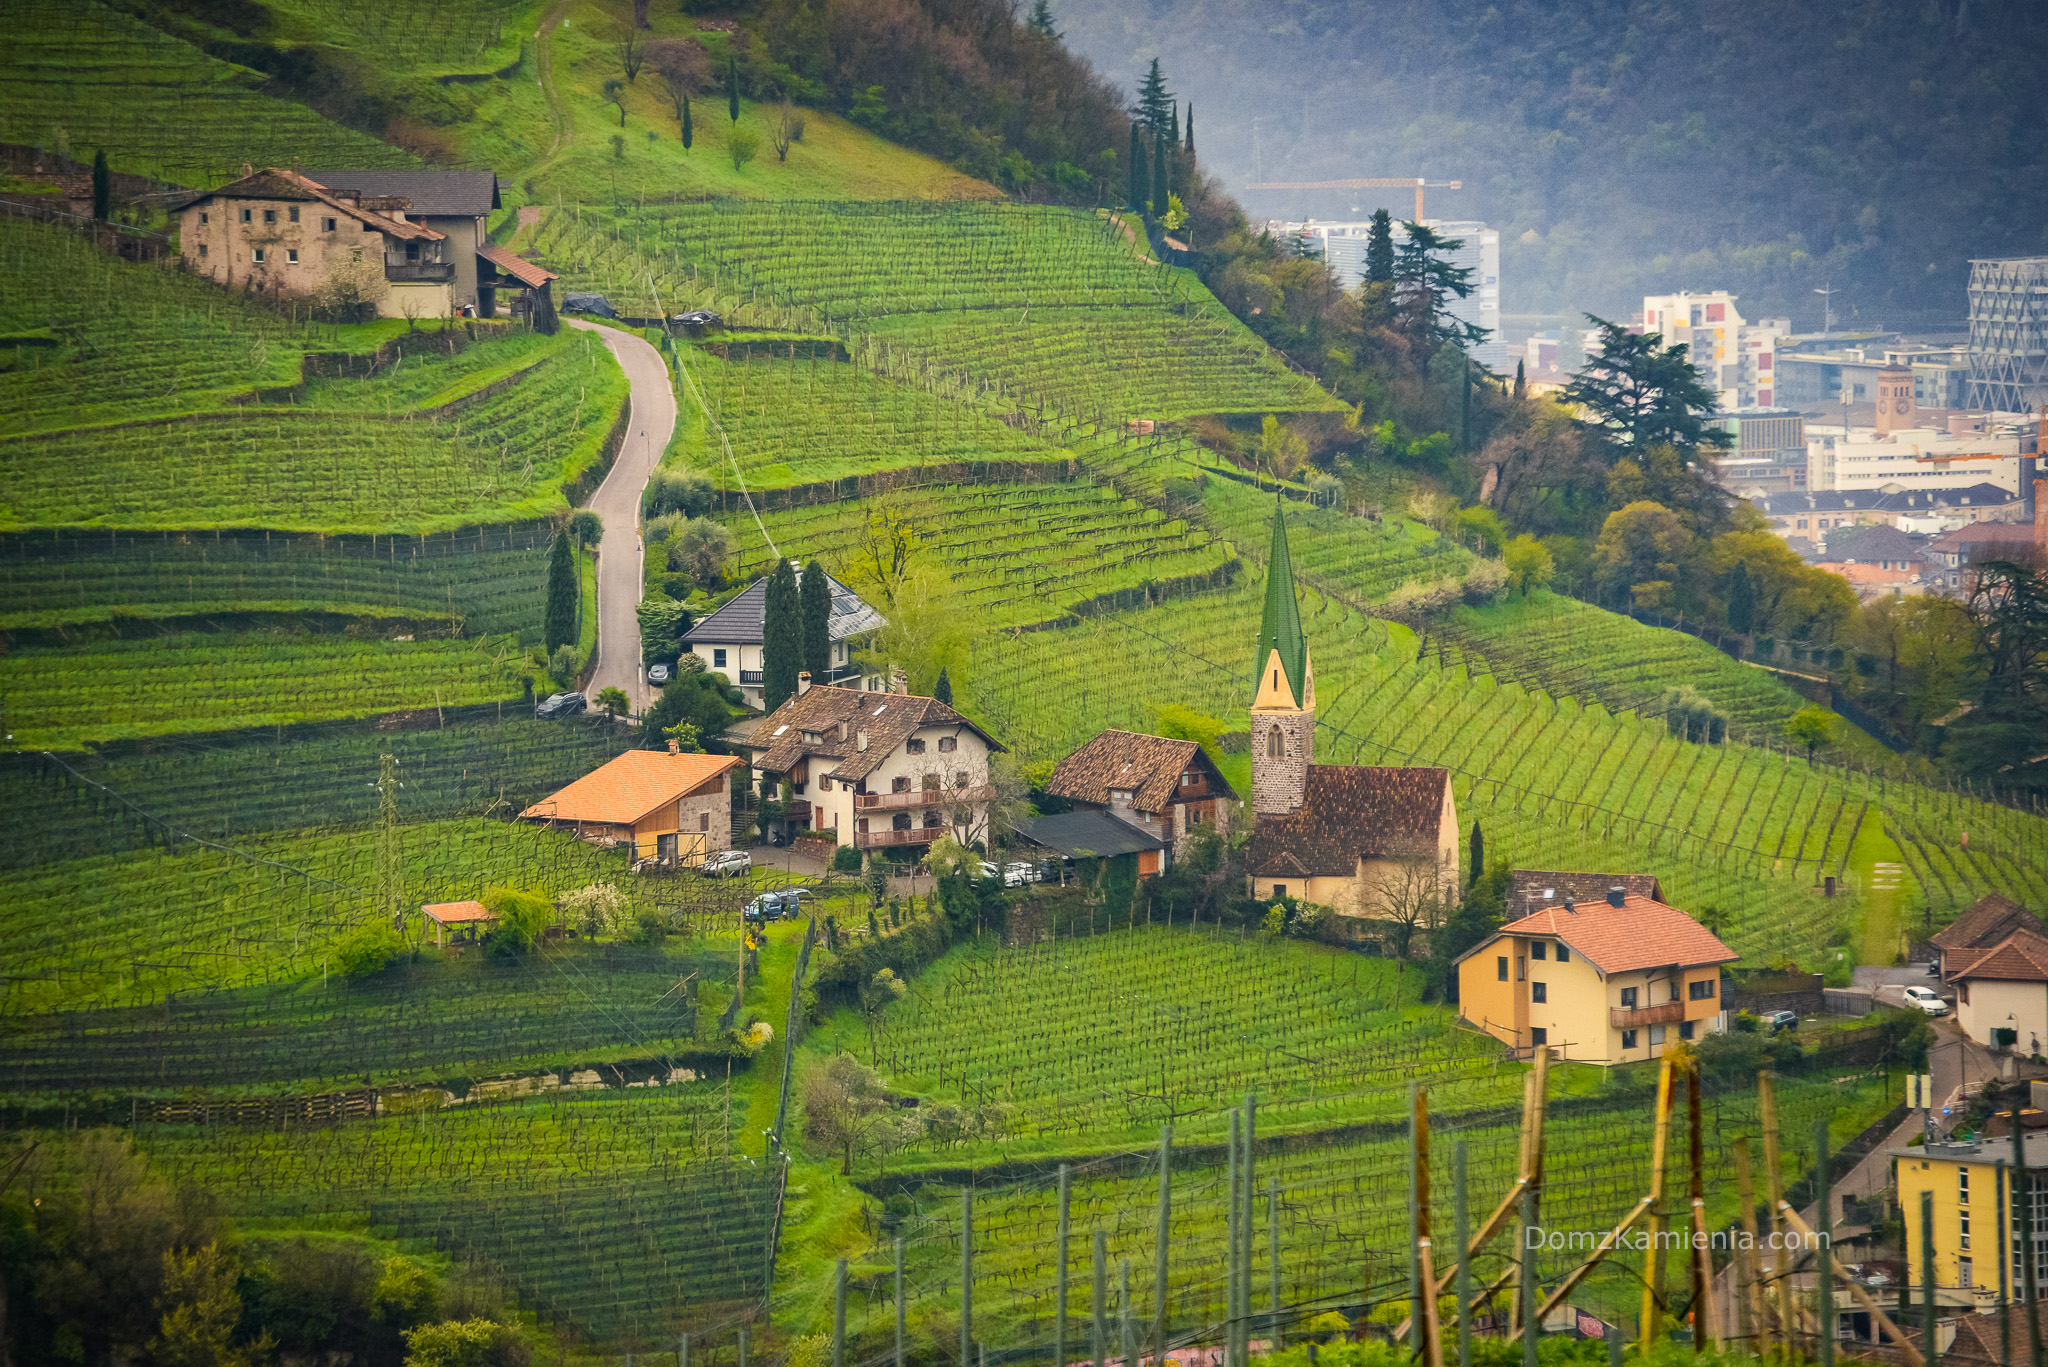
1250;503;1315;816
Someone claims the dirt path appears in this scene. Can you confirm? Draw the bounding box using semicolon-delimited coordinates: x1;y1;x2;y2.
531;0;574;170
567;320;675;715
1850;815;1908;965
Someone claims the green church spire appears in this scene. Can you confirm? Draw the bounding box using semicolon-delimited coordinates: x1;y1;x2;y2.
1253;501;1308;707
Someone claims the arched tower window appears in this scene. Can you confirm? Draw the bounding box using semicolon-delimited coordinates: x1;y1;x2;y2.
1268;728;1284;759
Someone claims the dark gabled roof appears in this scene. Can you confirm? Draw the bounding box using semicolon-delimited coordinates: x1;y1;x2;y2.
1253;502;1308;708
302;169;500;217
1823;523;1924;563
1048;730;1237;813
1930;892;2043;952
738;683;1004;784
1756;483;2019;516
1014;809;1167;859
1248;765;1449;877
1507;871;1664;922
174;168;445;241
1928;521;2039;552
682;567;885;646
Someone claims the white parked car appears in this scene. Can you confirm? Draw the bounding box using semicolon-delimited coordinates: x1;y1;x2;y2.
978;861;1001;880
1003;862;1038;888
700;849;752;879
1901;985;1950;1017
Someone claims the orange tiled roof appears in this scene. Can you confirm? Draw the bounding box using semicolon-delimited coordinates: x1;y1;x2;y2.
422;900;496;924
520;749;741;826
1457;891;1736;976
477;241;558;288
1947;928;2048;984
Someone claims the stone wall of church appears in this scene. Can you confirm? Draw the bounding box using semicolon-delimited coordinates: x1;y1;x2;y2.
1250;710;1315;814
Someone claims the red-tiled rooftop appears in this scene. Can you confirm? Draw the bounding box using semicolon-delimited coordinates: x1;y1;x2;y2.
422;901;496;924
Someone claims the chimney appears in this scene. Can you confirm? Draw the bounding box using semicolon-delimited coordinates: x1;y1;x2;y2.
839;720;849;742
856;729;869;752
890;666;908;696
1607;886;1626;908
668;739;680;755
797;671;812;697
1563;897;1574;915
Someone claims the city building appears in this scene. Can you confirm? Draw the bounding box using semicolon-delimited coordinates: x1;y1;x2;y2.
1243;506;1460;915
1453;884;1737;1063
1640;291;1790;409
1273;218;1503;369
1806;404;2037;495
1967;257;2048;411
1774;336;1972;416
1924;521;2046;594
1895;1132;2048;1308
1817;523;1930;598
1752;484;2024;540
1709;409;1808;494
1043;729;1236;856
733;671;1005;851
680;566;887;709
519;744;744;866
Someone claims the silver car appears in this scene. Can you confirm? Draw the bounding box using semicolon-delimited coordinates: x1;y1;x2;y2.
700;849;752;878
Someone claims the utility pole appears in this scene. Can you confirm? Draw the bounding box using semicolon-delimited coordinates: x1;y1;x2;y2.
1814;282;1840;336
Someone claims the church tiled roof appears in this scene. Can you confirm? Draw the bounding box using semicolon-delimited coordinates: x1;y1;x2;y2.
1249;765;1449;876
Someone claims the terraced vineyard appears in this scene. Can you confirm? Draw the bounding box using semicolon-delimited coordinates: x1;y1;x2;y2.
1202;479;1470;605
722;482;1237;628
0;1;416;186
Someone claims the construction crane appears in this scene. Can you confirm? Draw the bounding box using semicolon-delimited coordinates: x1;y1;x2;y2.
1244;177;1462;222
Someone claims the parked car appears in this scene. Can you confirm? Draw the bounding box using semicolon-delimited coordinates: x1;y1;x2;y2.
1761;1010;1799;1034
536;691;587;720
978;861;1001;881
1003;862;1038;888
745;888;808;922
647;662;672;686
1901;985;1950;1017
1925;960;1943;977
700;849;752;878
671;309;722;328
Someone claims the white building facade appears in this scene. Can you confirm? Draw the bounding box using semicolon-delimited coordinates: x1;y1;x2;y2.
1640;291;1790;411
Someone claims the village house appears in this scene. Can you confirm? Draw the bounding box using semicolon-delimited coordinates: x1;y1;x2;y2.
1011;808;1171;878
519;743;743;866
681;565;887;710
171;167;554;319
734;671;1004;852
1241;505;1459;917
1924;520;2046;595
1929;893;2047;978
1455;884;1737;1062
1043;728;1237;855
1935;893;2048;1054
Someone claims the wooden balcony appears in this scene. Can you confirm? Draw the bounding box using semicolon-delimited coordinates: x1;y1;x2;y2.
386;262;454;283
855;826;944;849
855;785;992;812
1609;1001;1685;1030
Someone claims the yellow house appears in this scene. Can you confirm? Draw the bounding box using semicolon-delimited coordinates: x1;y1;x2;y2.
1896;1131;2048;1308
519;743;741;865
1454;884;1736;1062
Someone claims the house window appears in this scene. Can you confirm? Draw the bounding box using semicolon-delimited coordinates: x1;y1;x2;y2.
1529;1027;1547;1046
1620;987;1638;1009
906;738;927;755
938;736;956;753
263;208;276;224
892;813;912;830
699;812;710;832
199;211;209;225
1182;771;1197;788
891;776;910;793
1622;1029;1638;1050
1497;956;1508;982
239;207;252;223
288;206;300;223
922;812;943;828
1960;1256;1973;1287
1556;943;1569;963
321;216;337;232
252;247;266;263
1649;1025;1667;1045
405;241;421;263
1678;1020;1696;1041
1961;1209;1972;1250
1531;982;1547;1003
1668;980;1682;1001
1268;729;1283;759
1516;957;1526;982
1272;884;1287;898
1531;941;1546;961
956;771;970;788
286;249;299;264
1960;1169;1970;1205
713;649;727;669
197;244;208;258
1689;979;1716;1001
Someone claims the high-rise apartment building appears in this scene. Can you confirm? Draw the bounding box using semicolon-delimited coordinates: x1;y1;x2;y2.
1640;291;1790;410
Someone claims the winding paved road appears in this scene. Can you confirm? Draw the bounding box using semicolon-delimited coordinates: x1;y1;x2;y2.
568;320;675;714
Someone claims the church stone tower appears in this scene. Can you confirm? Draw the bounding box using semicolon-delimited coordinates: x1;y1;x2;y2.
1875;364;1916;435
1250;503;1315;816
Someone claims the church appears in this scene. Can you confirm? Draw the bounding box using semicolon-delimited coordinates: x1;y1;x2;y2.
1246;504;1461;918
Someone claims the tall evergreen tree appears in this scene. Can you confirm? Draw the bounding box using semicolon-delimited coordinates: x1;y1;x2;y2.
1727;561;1756;635
762;558;802;712
1365;208;1395;284
933;666;953;705
1184;104;1194;155
682;94;693;150
1514;357;1526;399
1168;103;1179;148
1027;0;1058;37
1127;123;1146;212
728;57;740;122
1469;821;1484;889
1565;316;1733;454
1150;133;1167;217
1133;59;1173;134
90;150;110;222
543;528;577;653
1394;221;1487;352
800;558;832;682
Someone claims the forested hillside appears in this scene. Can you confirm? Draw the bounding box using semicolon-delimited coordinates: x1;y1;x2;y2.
1056;0;2048;323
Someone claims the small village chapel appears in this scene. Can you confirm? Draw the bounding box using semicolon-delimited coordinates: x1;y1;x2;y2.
1244;504;1460;917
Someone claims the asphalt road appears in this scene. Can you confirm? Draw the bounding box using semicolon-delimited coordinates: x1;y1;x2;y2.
567;320;675;715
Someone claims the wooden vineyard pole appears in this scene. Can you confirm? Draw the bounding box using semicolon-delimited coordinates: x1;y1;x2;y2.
1154;1124;1172;1364
1639;1051;1680;1347
1093;1230;1108;1367
1814;1118;1833;1367
1688;1064;1716;1349
1758;1071;1793;1342
1731;1139;1773;1352
1241;1093;1257;1367
1058;1163;1071;1367
895;1239;906;1367
834;1258;848;1367
1415;1085;1445;1367
962;1189;974;1367
1268;1178;1282;1353
1454;1139;1472;1367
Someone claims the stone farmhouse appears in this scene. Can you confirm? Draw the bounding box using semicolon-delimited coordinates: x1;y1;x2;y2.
171;167;554;319
1243;504;1459;917
734;672;1004;852
1044;728;1236;855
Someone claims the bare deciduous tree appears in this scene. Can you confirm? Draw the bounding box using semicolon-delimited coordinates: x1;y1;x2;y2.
616;24;646;82
801;1053;903;1174
772;98;801;162
648;39;709;138
1349;853;1450;963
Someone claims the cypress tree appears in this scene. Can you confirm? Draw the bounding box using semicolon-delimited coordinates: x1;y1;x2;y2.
1127;124;1145;212
762;558;801;712
800;558;832;683
1366;209;1394;283
682;94;693;150
1514;357;1526;399
1184;104;1194;156
543;528;576;653
728;57;740;122
1150;133;1166;218
933;667;953;706
1728;561;1756;636
90;150;110;222
1168;103;1179;148
1469;821;1484;888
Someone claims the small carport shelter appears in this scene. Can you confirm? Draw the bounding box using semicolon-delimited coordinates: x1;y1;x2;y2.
1012;808;1172;879
423;900;498;947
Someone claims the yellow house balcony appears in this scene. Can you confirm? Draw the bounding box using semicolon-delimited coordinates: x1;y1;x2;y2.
1610;1001;1685;1030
